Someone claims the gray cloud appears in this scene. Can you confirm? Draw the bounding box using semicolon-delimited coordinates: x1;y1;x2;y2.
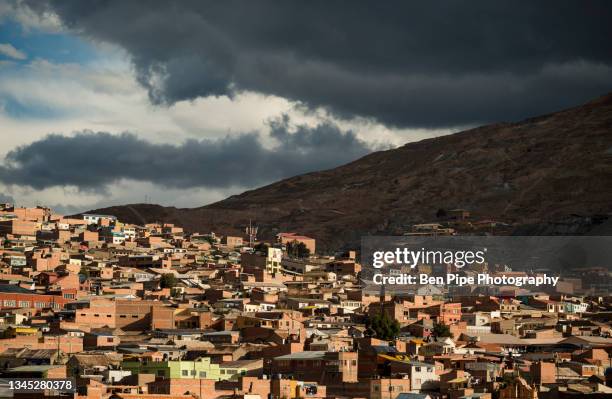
20;0;612;127
0;119;376;190
0;193;15;203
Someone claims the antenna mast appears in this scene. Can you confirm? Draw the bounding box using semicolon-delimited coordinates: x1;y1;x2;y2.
245;220;258;247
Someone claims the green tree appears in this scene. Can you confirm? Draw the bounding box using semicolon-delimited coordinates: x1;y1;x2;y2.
286;240;310;259
254;242;270;253
367;313;400;340
433;323;452;337
202;235;216;246
160;273;177;289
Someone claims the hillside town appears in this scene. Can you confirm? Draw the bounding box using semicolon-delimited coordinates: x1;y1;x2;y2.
0;203;610;399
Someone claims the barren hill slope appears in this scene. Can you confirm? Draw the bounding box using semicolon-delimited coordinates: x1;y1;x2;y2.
83;93;612;251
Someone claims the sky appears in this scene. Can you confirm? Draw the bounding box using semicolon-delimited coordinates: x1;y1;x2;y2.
0;1;610;214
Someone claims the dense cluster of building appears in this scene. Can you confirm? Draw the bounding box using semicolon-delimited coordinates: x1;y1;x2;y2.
0;203;610;399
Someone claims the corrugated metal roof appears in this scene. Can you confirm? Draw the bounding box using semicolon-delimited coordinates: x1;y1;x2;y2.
274;351;326;360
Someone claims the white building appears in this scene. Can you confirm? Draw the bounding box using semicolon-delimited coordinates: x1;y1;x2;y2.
83;214;117;225
408;361;439;391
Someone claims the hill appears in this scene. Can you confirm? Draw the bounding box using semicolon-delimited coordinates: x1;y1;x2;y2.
81;93;612;252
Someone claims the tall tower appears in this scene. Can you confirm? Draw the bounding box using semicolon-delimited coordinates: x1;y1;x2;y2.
245;220;258;247
379;281;386;313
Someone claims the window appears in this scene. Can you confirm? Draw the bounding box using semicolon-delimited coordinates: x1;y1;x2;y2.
107;315;112;318
415;367;421;372
19;301;29;307
199;371;206;377
94;314;100;317
181;370;188;376
119;315;127;318
190;370;196;376
106;338;114;343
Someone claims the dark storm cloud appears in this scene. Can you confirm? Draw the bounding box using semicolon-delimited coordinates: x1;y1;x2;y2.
21;0;612;127
0;193;15;203
0;120;375;190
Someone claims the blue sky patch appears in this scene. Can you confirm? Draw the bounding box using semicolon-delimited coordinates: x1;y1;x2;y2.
0;19;99;64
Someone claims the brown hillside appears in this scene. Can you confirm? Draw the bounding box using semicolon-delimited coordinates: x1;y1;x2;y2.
82;93;612;251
